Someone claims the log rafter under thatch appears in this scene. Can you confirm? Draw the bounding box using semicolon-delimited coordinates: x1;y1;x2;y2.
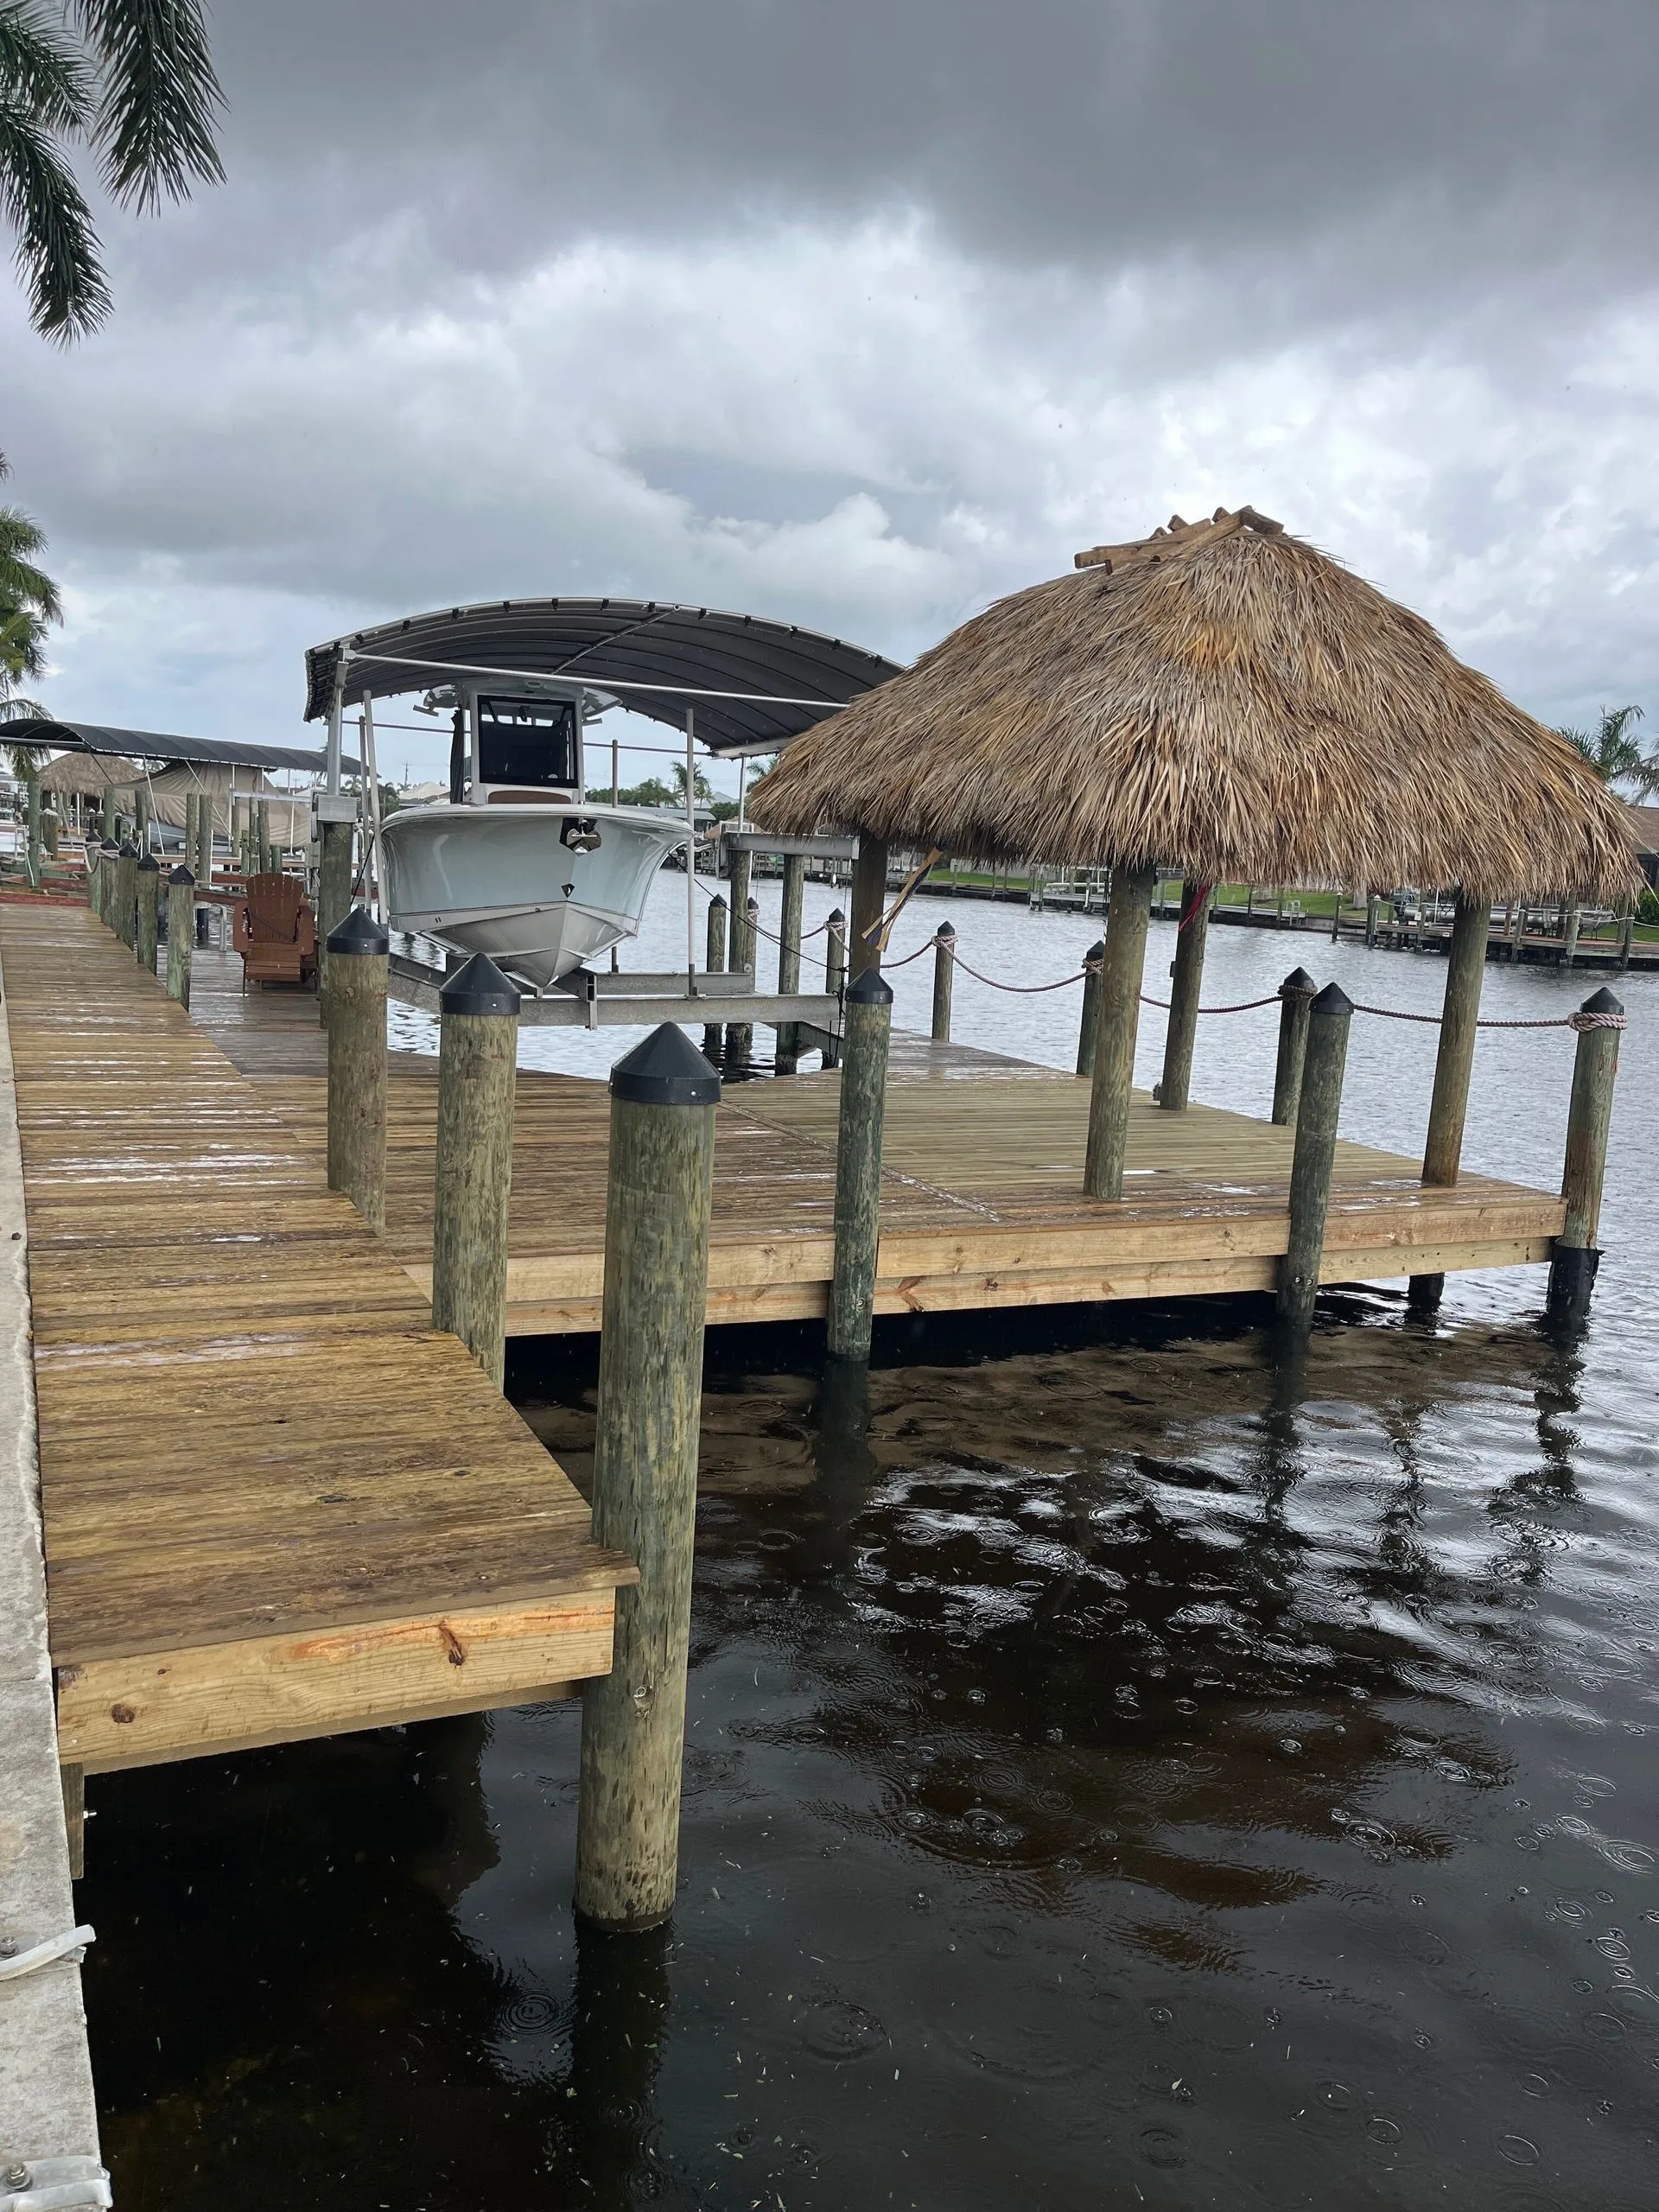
751;507;1640;904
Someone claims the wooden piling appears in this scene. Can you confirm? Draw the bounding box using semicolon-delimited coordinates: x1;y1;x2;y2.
1159;885;1210;1111
850;832;889;980
256;801;270;873
1421;895;1491;1185
25;777;41;890
828;968;893;1360
823;907;846;1070
1547;988;1624;1316
1084;863;1155;1199
165;867;194;1007
776;852;806;1074
575;1025;719;1931
1270;967;1318;1125
702;893;728;1065
113;843;138;950
1076;938;1105;1077
135;855;161;975
724;847;753;1074
194;789;213;887
316;815;354;1016
431;954;520;1388
931;922;956;1044
1277;982;1354;1329
325;906;390;1235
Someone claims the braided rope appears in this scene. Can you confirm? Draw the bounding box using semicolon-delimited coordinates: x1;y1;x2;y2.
1140;990;1282;1014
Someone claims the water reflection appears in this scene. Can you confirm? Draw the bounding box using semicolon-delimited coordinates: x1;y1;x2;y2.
82;1281;1659;2208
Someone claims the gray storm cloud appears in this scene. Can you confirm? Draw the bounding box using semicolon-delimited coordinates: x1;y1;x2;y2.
3;0;1656;754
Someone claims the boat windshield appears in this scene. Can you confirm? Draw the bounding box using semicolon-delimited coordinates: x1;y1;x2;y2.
474;696;580;790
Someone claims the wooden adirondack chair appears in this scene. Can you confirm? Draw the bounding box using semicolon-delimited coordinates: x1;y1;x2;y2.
233;873;318;990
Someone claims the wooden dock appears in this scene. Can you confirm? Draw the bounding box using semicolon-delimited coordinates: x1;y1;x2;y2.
0;905;632;1779
178;941;1567;1339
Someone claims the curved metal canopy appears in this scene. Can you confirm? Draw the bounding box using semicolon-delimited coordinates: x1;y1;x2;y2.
0;717;357;775
303;597;903;757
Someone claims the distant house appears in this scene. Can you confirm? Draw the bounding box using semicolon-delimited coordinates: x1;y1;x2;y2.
1626;804;1659;890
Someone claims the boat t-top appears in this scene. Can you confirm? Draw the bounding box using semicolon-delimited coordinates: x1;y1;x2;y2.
303;599;902;994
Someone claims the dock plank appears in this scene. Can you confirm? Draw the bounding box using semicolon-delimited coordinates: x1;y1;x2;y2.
0;906;631;1774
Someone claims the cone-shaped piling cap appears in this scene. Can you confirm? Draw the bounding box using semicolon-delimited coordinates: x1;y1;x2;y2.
1310;981;1354;1017
610;1022;721;1105
168;865;195;887
327;904;391;957
118;842;137;859
1280;966;1318;996
1580;984;1624;1015
1085;938;1105;961
136;853;160;873
846;966;894;1006
936;919;957;938
439;951;520;1017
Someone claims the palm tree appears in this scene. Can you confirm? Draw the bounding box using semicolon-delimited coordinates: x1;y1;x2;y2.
0;0;225;341
1560;704;1658;798
0;481;59;735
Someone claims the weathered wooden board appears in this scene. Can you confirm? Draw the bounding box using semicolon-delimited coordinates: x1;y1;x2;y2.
0;906;632;1776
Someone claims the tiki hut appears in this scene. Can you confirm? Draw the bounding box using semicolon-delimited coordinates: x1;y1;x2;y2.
751;506;1641;1211
750;505;1637;903
37;749;140;830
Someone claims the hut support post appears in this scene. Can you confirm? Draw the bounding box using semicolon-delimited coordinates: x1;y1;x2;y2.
931;923;955;1044
701;893;727;1065
135;855;161;974
1409;893;1491;1308
165;868;194;1007
775;852;805;1074
828;970;893;1361
1547;988;1623;1318
1277;983;1355;1330
575;1027;718;1931
431;956;521;1389
1270;969;1317;1125
724;848;753;1074
1076;938;1105;1077
326;909;390;1235
1084;865;1155;1199
850;834;888;981
1159;884;1209;1110
823;909;846;1070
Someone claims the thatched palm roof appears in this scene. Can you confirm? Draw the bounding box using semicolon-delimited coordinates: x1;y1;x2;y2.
37;750;139;796
750;507;1639;902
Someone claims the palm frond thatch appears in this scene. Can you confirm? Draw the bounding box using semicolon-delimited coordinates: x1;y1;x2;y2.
751;508;1641;904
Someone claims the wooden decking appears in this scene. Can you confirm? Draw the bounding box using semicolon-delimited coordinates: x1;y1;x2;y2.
180;944;1567;1338
0;906;631;1776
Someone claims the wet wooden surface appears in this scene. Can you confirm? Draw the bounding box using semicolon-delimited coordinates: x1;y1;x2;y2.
180;943;1566;1336
0;906;630;1774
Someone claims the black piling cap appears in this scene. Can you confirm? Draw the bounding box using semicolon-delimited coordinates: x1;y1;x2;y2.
118;841;137;859
99;841;118;856
1085;938;1105;962
1281;966;1318;995
136;853;160;873
610;1022;721;1106
1311;981;1354;1018
168;866;195;887
327;904;391;957
439;951;521;1017
846;966;894;1007
1581;984;1624;1016
936;919;957;938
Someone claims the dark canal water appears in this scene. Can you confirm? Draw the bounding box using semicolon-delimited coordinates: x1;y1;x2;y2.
86;888;1659;2209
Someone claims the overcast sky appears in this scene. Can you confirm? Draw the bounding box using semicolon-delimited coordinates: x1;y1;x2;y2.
6;0;1655;788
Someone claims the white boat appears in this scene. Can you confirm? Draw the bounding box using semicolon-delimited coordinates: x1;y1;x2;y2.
378;686;691;989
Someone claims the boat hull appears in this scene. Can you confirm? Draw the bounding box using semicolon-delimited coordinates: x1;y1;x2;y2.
378;804;689;989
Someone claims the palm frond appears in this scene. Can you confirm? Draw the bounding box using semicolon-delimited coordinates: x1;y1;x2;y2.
0;3;94;131
0;503;61;618
74;0;224;212
0;86;109;336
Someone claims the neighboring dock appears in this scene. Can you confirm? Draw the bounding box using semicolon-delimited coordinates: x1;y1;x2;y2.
177;941;1566;1338
0;905;632;1786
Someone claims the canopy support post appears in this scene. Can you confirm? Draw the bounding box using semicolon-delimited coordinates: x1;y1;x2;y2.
1084;864;1154;1199
1411;892;1491;1310
850;834;888;982
1159;882;1210;1110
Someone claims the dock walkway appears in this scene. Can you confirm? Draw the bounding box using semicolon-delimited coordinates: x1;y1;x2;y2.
181;942;1566;1339
0;905;630;1779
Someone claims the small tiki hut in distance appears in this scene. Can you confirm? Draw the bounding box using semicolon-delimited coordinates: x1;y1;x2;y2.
751;505;1640;1210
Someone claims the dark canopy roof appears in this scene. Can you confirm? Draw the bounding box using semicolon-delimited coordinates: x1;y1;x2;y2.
0;718;359;775
303;597;902;757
